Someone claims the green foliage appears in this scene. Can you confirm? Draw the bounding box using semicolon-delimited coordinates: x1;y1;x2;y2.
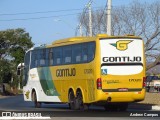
0;28;34;88
0;60;11;84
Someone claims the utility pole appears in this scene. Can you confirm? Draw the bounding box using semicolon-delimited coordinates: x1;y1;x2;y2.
88;1;92;37
107;0;112;35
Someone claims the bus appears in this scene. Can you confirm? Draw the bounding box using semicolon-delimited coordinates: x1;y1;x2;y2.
20;34;146;111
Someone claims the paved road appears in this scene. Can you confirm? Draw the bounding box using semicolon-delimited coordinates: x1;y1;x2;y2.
0;95;159;119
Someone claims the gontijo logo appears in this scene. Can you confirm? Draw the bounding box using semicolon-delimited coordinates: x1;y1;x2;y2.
110;40;132;51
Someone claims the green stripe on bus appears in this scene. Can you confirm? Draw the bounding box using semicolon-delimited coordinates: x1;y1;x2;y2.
37;67;59;96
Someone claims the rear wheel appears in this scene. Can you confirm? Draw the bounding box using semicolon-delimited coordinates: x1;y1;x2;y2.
32;91;41;108
68;90;89;110
68;90;75;110
76;90;89;110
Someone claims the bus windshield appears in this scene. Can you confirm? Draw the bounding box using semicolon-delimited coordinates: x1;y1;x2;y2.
100;38;144;75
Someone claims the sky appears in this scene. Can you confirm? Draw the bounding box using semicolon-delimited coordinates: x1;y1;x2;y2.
0;0;158;46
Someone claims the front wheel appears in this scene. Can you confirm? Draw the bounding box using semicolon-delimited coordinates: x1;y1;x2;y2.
32;92;41;108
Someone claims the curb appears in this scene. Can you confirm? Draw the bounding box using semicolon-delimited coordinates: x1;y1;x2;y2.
128;104;160;110
152;105;160;110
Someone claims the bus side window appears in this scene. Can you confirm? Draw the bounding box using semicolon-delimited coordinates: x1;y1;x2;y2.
31;50;35;68
30;50;38;68
45;48;49;66
82;43;88;62
23;51;30;86
34;52;38;67
49;48;53;66
72;44;82;63
88;42;95;62
35;50;39;67
40;49;46;66
54;47;62;65
63;46;72;64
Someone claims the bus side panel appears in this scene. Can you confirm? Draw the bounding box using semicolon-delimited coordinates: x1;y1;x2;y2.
50;62;96;103
23;68;61;102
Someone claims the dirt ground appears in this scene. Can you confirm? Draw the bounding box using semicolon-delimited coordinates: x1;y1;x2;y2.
138;92;160;105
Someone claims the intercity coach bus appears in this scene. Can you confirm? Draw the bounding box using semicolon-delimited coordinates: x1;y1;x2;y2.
21;34;146;111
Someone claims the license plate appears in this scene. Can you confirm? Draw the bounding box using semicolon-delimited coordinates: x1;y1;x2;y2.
118;88;128;92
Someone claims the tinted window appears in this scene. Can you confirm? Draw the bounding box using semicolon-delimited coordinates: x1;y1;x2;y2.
49;48;53;66
53;47;62;65
88;42;95;62
63;46;72;64
23;51;30;86
31;50;39;68
39;49;46;66
72;44;82;63
45;48;49;66
30;41;95;67
82;43;88;62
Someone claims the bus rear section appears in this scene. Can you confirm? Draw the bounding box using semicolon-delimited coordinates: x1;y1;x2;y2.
97;37;145;106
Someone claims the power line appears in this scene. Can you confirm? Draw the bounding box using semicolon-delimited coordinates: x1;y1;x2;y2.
0;8;83;16
0;13;81;21
0;7;102;16
0;6;102;22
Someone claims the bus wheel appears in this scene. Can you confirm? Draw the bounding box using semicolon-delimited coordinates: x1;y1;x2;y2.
76;90;89;110
68;91;75;110
32;92;41;108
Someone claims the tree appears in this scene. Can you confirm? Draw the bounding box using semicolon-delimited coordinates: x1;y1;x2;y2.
0;28;33;60
0;28;34;87
0;59;11;84
78;1;160;71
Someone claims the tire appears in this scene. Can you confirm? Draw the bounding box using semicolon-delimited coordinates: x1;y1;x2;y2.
76;90;89;110
32;92;41;108
68;91;75;110
68;90;89;110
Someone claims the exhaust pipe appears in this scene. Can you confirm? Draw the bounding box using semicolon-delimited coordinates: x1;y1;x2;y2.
107;97;111;102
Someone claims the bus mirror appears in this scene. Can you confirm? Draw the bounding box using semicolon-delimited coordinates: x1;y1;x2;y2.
17;63;24;76
17;68;21;76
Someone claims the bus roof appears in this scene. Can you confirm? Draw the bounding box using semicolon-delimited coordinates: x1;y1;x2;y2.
51;34;142;46
51;36;97;45
27;34;142;51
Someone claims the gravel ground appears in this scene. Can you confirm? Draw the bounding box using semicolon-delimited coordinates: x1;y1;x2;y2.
138;92;160;105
